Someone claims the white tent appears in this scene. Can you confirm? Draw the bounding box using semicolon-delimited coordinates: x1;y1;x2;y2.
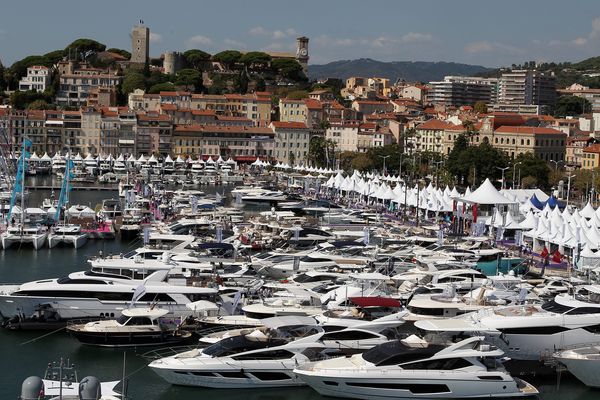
30;152;39;161
175;155;185;164
127;154;136;163
580;201;596;219
459;178;514;205
41;152;52;161
164;155;174;163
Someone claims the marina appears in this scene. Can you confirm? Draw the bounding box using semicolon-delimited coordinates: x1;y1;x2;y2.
0;159;598;399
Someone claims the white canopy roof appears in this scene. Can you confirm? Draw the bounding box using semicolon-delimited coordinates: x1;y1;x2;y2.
580;201;596;219
459;178;515;205
41;152;52;161
164;155;174;163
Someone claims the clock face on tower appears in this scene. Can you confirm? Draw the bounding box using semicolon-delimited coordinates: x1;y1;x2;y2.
299;48;308;57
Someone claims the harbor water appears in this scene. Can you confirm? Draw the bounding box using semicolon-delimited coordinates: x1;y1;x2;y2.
0;184;597;399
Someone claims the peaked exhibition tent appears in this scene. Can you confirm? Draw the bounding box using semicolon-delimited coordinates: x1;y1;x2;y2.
458;178;515;205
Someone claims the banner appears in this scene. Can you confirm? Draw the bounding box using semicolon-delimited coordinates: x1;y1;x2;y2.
216;225;223;243
143;226;150;245
437;229;444;246
363;227;370;245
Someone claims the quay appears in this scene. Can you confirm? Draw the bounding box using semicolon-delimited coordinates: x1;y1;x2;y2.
26;185;118;191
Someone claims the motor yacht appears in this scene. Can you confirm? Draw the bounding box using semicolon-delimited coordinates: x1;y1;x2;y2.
294;336;538;399
415;285;600;362
555;345;600;387
67;307;193;347
0;271;218;321
149;322;391;388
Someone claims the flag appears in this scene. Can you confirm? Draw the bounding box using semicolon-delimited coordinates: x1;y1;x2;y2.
472;204;478;223
540;246;549;259
552;250;562;263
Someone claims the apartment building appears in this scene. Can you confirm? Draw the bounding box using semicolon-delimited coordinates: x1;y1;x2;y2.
18;66;51;93
582;144;600;170
428;76;498;106
496;70;556;113
414;119;460;154
566;135;595;168
172;125;274;160
191;92;272;125
57;68;122;107
492;126;566;161
269;121;312;164
325;121;360;152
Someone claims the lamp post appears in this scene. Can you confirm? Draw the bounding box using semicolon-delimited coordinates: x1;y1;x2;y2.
379;155;390;176
512;161;522;190
433;160;444;187
496;166;510;190
550;159;562;171
398;153;404;180
566;174;576;207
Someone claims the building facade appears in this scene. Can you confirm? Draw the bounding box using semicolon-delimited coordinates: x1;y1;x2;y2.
18;66;51;93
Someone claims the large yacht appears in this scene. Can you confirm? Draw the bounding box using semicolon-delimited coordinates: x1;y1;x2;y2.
0;271;218;321
149;323;393;388
415;285;600;362
294;336;538;399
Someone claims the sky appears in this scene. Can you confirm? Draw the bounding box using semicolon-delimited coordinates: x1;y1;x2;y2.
1;0;600;69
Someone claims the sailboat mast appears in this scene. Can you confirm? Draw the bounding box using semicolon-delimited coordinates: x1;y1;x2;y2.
20;136;26;223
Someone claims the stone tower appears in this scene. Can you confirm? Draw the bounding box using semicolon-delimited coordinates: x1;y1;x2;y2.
296;36;309;76
131;25;150;65
163;51;183;75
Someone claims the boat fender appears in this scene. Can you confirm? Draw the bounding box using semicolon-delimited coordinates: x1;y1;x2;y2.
20;376;44;400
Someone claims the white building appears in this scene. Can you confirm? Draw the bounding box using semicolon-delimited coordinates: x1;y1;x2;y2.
269;121;312;164
18;66;51;93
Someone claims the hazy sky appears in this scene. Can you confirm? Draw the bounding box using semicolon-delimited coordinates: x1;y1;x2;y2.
1;0;599;68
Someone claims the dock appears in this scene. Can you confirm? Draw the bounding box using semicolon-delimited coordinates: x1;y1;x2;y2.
26;185;118;191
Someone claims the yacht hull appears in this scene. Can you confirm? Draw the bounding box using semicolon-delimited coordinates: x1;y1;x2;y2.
295;371;536;399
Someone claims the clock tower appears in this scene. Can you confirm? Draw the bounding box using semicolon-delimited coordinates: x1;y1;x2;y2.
296;36;309;76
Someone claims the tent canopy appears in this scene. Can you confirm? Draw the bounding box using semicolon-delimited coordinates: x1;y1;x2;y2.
458;178;515;205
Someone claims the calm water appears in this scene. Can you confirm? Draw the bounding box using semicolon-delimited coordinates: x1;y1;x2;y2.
0;183;598;399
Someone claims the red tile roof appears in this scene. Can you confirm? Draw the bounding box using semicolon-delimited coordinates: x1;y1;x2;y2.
270;121;308;129
417;119;455;130
583;144;600;154
304;99;323;110
495;126;565;135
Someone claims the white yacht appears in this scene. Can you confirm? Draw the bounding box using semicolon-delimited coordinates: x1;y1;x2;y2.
294;336;538;399
149;324;391;388
241;189;288;204
415;285;600;361
0;271;218;321
48;224;88;249
555;345;600;387
2;224;48;250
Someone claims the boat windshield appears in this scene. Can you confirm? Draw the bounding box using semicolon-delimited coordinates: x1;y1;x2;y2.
362;340;444;366
202;335;287;357
541;300;573;314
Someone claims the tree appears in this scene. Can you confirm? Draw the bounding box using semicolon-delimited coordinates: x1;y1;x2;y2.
106;48;132;59
212;50;242;70
121;72;146;96
351;152;374;171
0;62;5;91
307;136;337;168
148;82;176;94
239;52;271;70
512;152;550;190
555;95;591;117
183;49;211;70
286;90;309;100
27;99;50;110
43;50;66;65
271;58;303;80
9;90;51;109
446;134;470;181
473;101;488;114
64;38;106;61
175;69;203;92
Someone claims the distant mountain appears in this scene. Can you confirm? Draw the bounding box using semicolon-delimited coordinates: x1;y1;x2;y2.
309;58;492;83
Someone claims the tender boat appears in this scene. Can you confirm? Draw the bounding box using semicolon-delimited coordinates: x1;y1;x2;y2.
19;358;121;399
67;307;193;347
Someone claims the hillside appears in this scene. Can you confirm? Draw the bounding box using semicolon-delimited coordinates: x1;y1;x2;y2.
309;58;492;82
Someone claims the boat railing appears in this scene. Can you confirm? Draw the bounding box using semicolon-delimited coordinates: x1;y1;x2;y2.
140;344;203;361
